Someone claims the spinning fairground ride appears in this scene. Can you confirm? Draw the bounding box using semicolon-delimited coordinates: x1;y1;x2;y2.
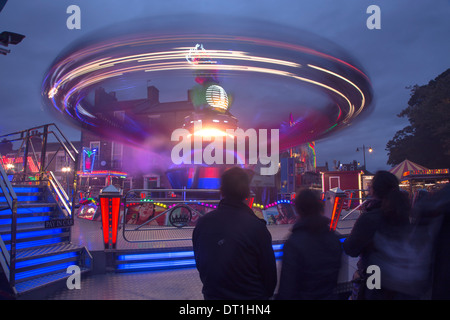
42;14;373;230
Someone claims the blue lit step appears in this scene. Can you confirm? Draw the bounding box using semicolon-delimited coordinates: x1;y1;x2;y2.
1;228;67;242
10;187;41;193
6;237;67;251
0;222;56;234
16;251;78;273
15;261;78;282
15;243;83;260
14;267;90;294
115;243;285;272
0;216;50;225
0;203;56;216
117;258;196;271
14;243;85;283
13;244;91;287
1;228;70;250
0;195;40;203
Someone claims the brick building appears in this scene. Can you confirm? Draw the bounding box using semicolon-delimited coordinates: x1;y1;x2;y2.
79;85;196;194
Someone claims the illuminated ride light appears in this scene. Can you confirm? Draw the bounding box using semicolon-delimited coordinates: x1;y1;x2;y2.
41;15;373;151
77;170;127;177
205;84;228;110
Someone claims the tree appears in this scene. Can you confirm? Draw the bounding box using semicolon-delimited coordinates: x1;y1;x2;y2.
386;69;450;168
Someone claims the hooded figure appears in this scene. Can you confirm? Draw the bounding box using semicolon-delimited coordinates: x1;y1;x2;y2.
277;188;342;300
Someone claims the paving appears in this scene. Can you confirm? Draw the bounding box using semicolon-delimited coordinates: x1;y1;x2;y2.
44;209;358;300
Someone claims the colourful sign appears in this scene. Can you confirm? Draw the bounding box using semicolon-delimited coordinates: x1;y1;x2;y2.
82;147;97;173
403;169;449;177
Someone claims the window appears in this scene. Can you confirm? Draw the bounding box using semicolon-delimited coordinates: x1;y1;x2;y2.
144;175;160;189
329;176;340;189
123;178;132;191
111;142;123;169
90;141;100;155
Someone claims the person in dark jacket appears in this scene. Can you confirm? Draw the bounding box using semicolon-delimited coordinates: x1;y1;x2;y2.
412;184;450;299
192;167;277;300
277;188;342;300
343;170;426;300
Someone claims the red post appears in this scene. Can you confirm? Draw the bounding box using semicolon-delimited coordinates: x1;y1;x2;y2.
99;185;122;249
324;188;347;231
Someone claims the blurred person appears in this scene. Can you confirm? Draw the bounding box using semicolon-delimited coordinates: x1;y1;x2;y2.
192;167;277;300
344;170;428;299
411;184;450;299
277;188;342;300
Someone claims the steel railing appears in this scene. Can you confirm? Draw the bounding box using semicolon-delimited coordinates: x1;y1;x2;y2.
122;188;220;243
0;155;18;286
0;123;79;287
48;171;72;217
0;123;79;217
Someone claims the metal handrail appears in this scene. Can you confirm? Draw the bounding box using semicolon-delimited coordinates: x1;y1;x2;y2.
0;123;80;287
48;171;71;217
341;200;367;220
48;171;69;203
0;158;18;286
0;122;79;164
0;123;79;213
122;188;221;244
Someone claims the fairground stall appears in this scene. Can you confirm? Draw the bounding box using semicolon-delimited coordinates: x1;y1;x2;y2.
399;169;450;194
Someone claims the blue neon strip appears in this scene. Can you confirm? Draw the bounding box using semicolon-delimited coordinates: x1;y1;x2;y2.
0;207;53;215
18;207;52;214
197;178;220;189
272;244;284;251
1;229;64;241
118;244;284;262
117;259;196;271
15;261;76;280
0;216;50;225
12;187;40;193
16;252;78;269
117;244;285;271
117;251;194;261
0;196;39;202
339;238;346;243
5;238;63;250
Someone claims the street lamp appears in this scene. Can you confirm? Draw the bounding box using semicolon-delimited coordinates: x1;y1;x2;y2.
356;145;373;171
61;166;71;173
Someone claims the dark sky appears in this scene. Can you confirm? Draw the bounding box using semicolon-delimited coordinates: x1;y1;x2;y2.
1;0;449;172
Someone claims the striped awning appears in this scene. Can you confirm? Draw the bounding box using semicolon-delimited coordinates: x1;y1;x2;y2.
389;159;428;180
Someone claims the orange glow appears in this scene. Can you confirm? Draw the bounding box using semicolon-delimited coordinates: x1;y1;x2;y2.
188;127;234;138
330;196;344;231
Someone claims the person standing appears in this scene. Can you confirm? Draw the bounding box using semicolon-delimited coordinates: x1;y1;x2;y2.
192;167;277;300
343;170;426;300
277;188;342;300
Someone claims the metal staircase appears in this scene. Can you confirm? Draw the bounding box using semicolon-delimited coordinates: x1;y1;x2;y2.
0;124;92;299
